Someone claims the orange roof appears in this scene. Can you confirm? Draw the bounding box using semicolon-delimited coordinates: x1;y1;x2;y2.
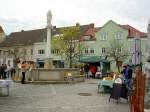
120;24;146;38
80;23;146;41
80;24;98;41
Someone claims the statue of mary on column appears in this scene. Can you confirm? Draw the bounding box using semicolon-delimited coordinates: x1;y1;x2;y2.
47;10;52;27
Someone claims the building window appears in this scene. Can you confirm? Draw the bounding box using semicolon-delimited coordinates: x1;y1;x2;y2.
23;49;27;55
85;48;89;54
101;32;108;40
31;49;33;55
102;48;106;54
90;48;94;54
83;36;90;40
116;48;122;53
115;32;123;39
38;50;45;54
51;49;60;54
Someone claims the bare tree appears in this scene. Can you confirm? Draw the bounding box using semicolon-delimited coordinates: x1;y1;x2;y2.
8;47;26;67
106;39;129;73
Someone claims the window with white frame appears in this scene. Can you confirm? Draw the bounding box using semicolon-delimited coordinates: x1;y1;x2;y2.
23;49;27;55
84;48;95;54
31;49;33;55
116;47;122;53
90;48;94;54
83;36;90;40
102;48;106;54
51;49;60;54
115;32;123;39
38;49;45;54
84;48;89;54
101;32;108;40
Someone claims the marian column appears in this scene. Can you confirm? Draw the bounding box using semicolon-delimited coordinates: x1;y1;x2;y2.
44;10;53;69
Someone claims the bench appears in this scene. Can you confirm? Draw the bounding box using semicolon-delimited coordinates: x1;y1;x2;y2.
0;80;12;96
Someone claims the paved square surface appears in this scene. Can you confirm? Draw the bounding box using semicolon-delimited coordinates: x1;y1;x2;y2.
0;79;130;112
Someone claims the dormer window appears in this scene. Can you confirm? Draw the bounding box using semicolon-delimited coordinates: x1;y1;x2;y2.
83;36;90;40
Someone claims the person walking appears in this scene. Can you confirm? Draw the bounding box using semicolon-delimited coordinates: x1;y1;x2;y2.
144;57;150;108
21;61;27;84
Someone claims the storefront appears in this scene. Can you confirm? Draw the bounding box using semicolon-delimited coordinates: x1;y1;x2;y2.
80;56;110;76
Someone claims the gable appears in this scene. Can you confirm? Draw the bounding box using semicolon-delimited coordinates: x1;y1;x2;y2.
95;20;128;41
97;20;128;33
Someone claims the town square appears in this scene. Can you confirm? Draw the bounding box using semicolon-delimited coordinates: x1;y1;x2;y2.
0;0;150;112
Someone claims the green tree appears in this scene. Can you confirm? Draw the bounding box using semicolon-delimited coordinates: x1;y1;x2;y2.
106;39;129;73
52;26;81;68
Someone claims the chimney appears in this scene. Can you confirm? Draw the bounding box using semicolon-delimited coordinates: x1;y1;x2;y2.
53;26;56;29
76;23;80;27
53;26;56;31
90;23;94;28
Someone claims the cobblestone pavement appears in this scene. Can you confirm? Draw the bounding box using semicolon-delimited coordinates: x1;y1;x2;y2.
0;79;130;112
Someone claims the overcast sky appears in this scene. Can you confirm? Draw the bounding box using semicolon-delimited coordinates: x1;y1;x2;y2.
0;0;149;34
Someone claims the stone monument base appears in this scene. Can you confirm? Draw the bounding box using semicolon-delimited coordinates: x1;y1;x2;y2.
44;58;53;69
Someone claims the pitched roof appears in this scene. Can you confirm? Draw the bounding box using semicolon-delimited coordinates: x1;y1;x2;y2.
80;24;100;41
120;24;146;38
0;28;47;47
0;26;4;33
0;24;92;47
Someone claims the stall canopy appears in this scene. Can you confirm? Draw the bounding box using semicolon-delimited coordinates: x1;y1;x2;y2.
79;56;109;63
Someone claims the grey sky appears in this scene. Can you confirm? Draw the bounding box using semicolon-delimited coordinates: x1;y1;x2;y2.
0;0;149;34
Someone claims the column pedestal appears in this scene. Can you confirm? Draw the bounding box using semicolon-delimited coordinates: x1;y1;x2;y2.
44;58;53;69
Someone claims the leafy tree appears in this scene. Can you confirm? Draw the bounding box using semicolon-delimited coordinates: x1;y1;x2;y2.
52;26;81;68
106;39;129;73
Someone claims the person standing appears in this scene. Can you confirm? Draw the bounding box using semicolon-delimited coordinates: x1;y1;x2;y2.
84;64;89;79
11;67;15;79
6;64;11;78
1;64;5;79
123;64;133;90
0;65;2;79
91;65;97;78
144;57;150;108
21;61;27;84
3;64;7;79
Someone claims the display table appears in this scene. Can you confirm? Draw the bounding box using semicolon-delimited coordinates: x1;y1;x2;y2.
0;80;13;96
98;79;114;93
